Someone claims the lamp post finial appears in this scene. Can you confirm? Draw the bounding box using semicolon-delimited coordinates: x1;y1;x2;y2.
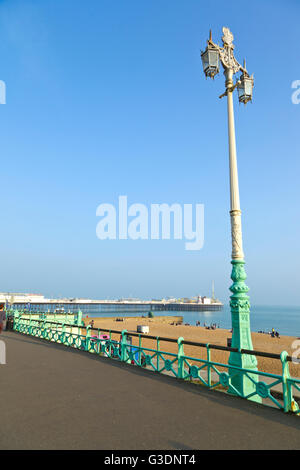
222;27;234;46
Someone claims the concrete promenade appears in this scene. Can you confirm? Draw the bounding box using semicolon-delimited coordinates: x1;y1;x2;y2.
1;330;300;450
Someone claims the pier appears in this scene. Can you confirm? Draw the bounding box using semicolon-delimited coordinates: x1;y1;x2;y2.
153;302;223;312
10;300;223;315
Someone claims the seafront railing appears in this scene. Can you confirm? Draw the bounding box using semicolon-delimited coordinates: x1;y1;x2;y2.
11;315;300;414
6;309;84;326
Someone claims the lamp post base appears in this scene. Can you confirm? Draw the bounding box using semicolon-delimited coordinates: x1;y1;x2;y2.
228;259;261;403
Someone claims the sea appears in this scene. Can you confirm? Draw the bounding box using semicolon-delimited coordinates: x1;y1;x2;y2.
86;305;300;337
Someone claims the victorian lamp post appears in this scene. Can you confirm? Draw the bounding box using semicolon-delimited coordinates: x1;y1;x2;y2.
201;27;259;400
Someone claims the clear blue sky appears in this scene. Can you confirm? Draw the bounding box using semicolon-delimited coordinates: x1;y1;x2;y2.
0;0;299;305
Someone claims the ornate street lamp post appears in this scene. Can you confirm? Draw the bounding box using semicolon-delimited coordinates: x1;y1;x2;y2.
201;27;259;401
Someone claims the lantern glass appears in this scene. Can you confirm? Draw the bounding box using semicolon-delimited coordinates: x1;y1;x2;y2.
237;75;254;104
201;46;219;79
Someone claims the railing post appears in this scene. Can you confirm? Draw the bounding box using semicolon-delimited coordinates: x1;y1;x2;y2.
281;351;295;413
109;330;112;357
13;310;19;330
138;334;142;366
86;325;91;352
156;337;160;372
177;337;185;379
61;323;66;345
43;319;47;339
206;344;211;387
121;330;127;362
77;310;83;327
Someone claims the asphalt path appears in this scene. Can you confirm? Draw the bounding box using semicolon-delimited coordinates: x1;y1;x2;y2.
1;330;300;450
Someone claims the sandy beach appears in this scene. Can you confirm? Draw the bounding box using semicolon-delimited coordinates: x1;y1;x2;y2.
83;315;300;378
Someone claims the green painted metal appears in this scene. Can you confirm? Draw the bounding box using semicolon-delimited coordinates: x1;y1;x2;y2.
206;344;211;387
86;325;91;352
76;310;83;326
12;315;300;414
121;330;128;362
286;377;300;414
280;351;300;413
61;323;66;344
14;309;84;327
281;351;290;412
138;334;142;366
177;337;184;379
228;259;261;402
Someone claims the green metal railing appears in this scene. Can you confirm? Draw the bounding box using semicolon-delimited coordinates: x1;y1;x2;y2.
6;308;84;326
12;315;300;414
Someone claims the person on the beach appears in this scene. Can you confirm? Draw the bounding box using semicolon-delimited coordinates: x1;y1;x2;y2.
271;327;276;338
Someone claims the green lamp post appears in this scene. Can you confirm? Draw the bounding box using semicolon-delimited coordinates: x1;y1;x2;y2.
201;27;259;401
